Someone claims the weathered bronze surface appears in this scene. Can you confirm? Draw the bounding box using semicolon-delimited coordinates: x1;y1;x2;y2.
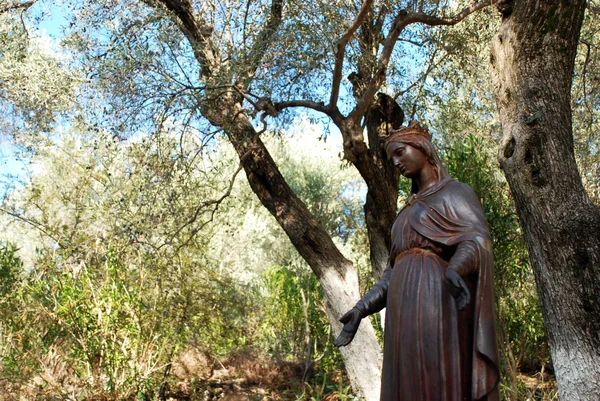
335;122;500;401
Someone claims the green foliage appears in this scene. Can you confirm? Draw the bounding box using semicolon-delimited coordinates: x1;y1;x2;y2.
256;262;357;400
0;243;27;377
258;264;340;373
29;246;160;395
0;243;21;301
0;127;259;397
0;11;79;136
294;372;355;401
0;122;366;397
0;238;256;398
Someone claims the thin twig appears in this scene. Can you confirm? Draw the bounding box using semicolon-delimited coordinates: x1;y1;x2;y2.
396;46;444;97
579;39;594;127
0;207;63;246
169;161;246;252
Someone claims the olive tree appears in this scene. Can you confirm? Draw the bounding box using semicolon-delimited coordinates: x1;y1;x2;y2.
490;1;600;399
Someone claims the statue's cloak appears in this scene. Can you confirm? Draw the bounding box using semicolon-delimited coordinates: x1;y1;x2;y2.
394;177;499;400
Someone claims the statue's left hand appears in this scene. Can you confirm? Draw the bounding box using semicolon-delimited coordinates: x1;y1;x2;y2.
444;269;471;310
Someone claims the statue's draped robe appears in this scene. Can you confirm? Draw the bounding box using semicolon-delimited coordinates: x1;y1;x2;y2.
356;178;499;401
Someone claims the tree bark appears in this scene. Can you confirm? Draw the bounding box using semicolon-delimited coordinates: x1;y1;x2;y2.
356;142;399;280
348;9;402;279
201;94;383;400
359;94;402;280
490;1;600;399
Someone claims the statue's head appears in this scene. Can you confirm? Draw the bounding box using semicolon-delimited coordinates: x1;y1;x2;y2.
383;121;448;188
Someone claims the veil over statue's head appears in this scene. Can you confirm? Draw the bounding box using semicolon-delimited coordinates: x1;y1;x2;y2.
382;121;449;193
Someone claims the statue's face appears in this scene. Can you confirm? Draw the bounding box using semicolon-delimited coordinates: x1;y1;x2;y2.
386;142;428;178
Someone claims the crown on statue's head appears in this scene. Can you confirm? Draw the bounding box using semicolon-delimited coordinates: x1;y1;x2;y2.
383;121;432;147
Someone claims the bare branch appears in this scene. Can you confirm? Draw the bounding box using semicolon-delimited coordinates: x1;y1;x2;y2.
578;39;594;125
395;47;444;97
274;100;332;116
0;0;35;14
408;0;497;27
329;0;374;110
0;207;64;247
172;162;245;252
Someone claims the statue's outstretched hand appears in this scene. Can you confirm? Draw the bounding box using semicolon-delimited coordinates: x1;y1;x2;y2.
444;269;471;310
333;308;362;347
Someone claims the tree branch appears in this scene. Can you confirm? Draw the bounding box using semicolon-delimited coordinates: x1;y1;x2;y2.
578;39;594;125
350;0;496;120
395;46;444;97
172;162;245;252
0;207;64;248
408;0;497;27
242;0;284;86
274;100;333;116
0;1;36;14
153;0;216;76
349;10;410;120
329;0;374;110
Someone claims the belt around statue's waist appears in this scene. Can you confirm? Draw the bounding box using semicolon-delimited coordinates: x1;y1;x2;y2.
394;248;437;264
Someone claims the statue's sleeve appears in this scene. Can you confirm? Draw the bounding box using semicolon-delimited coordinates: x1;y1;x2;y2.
353;263;392;318
446;240;479;276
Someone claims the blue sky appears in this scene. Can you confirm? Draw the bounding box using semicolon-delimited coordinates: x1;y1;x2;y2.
34;1;69;38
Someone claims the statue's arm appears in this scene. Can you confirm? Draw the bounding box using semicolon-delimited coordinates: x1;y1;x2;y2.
445;240;481;310
447;240;479;276
334;264;391;347
355;265;391;316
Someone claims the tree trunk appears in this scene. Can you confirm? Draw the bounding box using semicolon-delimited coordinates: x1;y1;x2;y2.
351;94;402;330
153;0;385;393
347;12;402;281
359;96;401;280
357;134;398;328
490;1;600;399
202;95;383;400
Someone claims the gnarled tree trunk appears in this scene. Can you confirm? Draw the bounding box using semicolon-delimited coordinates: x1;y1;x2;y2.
203;95;383;400
149;0;384;396
360;93;402;280
490;1;600;399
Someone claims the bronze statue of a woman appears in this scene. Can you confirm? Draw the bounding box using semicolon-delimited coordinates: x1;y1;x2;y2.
335;122;500;401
